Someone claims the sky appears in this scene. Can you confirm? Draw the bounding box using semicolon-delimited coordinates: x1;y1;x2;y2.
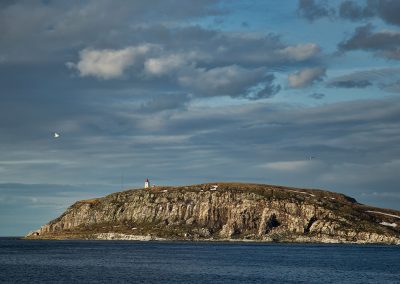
1;0;400;236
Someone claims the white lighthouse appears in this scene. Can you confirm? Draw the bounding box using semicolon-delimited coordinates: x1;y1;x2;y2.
144;178;150;189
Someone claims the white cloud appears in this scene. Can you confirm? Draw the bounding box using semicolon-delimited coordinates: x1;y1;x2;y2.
278;43;320;61
288;67;326;88
67;45;154;79
144;52;208;76
262;160;316;172
144;54;186;76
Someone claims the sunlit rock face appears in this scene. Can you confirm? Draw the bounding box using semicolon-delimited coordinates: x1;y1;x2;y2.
27;183;400;244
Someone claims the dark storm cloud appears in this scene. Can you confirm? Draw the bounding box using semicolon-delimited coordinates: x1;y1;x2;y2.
66;25;321;70
299;0;400;26
339;24;400;50
339;0;376;21
377;0;400;26
1;6;322;103
338;24;400;60
0;1;320;67
177;66;281;99
339;0;400;26
0;0;325;105
61;26;322;100
0;0;223;62
328;79;372;88
297;0;335;21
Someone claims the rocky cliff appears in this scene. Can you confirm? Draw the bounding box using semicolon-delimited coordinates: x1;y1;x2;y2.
26;183;400;244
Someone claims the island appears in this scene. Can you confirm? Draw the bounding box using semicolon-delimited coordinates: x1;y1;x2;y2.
26;183;400;244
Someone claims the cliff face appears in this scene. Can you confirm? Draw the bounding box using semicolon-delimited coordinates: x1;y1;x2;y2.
26;183;400;244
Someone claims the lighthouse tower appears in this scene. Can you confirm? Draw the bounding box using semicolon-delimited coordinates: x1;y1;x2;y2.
144;178;150;189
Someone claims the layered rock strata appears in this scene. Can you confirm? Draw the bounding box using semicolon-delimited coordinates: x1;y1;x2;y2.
26;183;400;244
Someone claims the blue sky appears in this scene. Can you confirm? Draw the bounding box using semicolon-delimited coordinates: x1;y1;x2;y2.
1;0;400;236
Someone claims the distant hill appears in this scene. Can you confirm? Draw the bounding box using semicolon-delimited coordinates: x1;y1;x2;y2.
26;183;400;244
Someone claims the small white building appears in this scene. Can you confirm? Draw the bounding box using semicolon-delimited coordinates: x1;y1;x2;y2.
144;178;150;189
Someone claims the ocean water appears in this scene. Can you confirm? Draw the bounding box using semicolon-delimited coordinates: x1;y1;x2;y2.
0;238;399;283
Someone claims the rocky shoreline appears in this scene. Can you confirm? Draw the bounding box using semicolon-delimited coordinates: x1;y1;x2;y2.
82;233;400;245
93;233;166;241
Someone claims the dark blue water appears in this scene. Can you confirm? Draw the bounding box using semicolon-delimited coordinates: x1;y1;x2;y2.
0;238;399;283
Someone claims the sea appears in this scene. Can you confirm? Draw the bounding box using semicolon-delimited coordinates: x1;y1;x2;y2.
0;238;399;283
